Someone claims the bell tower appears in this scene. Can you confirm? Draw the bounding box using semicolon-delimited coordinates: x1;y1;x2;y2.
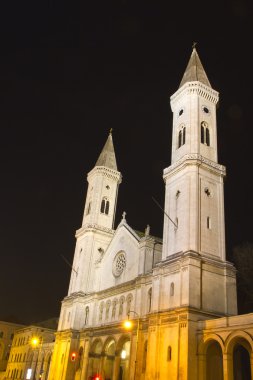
68;130;122;297
163;47;225;261
161;47;237;316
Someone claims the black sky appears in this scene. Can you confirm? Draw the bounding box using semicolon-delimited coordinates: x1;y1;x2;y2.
0;0;253;324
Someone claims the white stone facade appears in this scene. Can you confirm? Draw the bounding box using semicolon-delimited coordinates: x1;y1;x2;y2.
46;48;253;380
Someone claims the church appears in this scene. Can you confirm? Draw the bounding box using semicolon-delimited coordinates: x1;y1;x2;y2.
47;48;253;380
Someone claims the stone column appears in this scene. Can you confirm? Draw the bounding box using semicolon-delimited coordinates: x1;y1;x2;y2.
81;340;90;380
112;353;121;380
99;353;106;379
198;354;206;380
250;352;253;380
223;353;233;380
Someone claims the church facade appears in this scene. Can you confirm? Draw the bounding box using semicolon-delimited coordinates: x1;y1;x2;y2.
47;49;253;380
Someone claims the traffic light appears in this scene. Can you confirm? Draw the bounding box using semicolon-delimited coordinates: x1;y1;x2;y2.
93;375;101;380
70;352;77;361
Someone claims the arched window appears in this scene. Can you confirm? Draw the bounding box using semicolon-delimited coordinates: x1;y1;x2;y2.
101;198;110;215
170;282;174;296
167;346;172;361
142;341;148;373
119;297;125;317
86;202;91;215
99;302;104;321
84;306;89;325
105;200;109;214
148;288;152;312
112;299;117;319
178;130;182;148
183;127;186;145
77;346;83;370
201;121;210;146
126;294;133;315
178;126;186;148
101;199;105;213
105;300;111;320
206;127;210;146
201;124;205;143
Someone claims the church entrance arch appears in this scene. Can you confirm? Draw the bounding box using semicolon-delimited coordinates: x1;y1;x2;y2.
226;333;252;380
233;343;251;380
44;353;51;380
232;340;251;380
116;338;130;380
87;339;103;379
206;340;223;380
103;339;116;380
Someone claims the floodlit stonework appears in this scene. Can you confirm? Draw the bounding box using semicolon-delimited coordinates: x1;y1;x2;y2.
4;324;56;380
0;321;25;379
44;48;253;380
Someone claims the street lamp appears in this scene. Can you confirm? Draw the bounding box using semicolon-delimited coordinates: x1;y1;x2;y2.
29;336;42;380
123;311;140;380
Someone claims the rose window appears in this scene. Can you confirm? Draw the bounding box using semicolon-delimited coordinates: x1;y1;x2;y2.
113;252;126;277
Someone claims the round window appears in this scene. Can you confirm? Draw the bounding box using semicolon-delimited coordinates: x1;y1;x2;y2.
112;252;126;277
202;106;210;114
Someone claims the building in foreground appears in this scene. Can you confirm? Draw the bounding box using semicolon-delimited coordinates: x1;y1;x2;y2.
0;321;25;379
4;320;57;380
47;48;253;380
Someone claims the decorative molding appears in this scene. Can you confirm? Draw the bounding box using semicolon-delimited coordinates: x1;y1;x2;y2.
171;81;219;107
162;317;178;324
76;224;114;238
88;166;122;183
179;314;187;320
149;318;158;326
163;153;226;179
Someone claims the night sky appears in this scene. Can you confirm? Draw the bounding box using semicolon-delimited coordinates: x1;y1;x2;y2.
0;1;253;324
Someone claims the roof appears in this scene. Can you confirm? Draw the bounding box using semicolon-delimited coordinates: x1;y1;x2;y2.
179;47;211;88
95;131;118;170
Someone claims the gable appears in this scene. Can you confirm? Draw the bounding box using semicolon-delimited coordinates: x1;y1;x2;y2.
98;223;140;291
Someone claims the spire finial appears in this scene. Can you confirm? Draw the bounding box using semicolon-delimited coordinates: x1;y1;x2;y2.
109;128;113;135
145;224;150;237
192;41;197;50
122;211;126;221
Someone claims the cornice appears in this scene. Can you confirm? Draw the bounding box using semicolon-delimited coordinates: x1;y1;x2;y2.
75;223;114;238
88;166;122;183
170;81;219;108
163;153;226;180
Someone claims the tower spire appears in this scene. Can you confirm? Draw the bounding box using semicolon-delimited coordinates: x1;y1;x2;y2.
179;45;211;88
95;130;118;170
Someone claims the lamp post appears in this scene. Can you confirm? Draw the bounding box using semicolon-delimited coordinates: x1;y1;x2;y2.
123;310;140;380
30;336;42;380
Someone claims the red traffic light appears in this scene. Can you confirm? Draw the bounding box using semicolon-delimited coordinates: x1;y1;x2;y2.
93;375;101;380
71;352;77;361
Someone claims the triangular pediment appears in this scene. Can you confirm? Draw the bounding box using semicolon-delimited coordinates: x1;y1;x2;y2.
97;220;141;291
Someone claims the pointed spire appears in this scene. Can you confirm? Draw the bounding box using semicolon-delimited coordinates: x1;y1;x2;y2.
179;44;211;88
95;129;118;170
